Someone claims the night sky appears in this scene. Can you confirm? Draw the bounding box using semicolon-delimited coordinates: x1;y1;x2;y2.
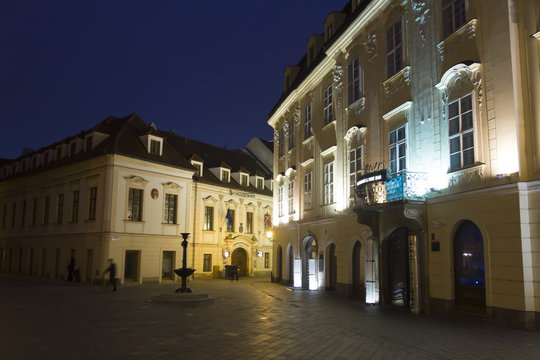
0;0;348;160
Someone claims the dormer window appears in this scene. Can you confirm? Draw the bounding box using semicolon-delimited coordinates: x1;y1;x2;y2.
85;136;93;152
327;24;333;38
240;173;249;187
256;177;264;189
150;140;160;155
221;168;230;182
56;147;62;161
191;160;203;177
70;142;77;157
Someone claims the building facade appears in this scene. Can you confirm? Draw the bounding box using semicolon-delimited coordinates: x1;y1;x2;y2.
268;0;540;329
0;114;273;284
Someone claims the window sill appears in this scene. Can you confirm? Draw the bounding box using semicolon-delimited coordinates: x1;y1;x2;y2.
202;229;215;232
322;120;336;130
447;162;484;175
302;136;313;145
161;222;178;226
124;219;145;223
345;97;366;115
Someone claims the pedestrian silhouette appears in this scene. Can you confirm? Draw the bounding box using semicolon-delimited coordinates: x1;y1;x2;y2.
103;258;117;291
67;258;75;281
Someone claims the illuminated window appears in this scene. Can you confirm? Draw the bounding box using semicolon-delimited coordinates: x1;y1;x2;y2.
389;125;407;174
127;188;142;221
323;85;333;125
88;187;97;220
240;174;249;187
221;169;230;182
304;172;312;209
324;162;334;205
348;58;362;105
164;194;177;224
204;206;214;230
288;181;294;214
304;104;312;140
256;177;264;189
278;185;285;217
264;252;270;268
449;93;474;171
442;0;466;38
350;146;364;196
288;118;295;150
246;212;253;234
387;19;403;78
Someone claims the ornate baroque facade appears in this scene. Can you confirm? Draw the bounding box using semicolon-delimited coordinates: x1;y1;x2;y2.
268;0;540;329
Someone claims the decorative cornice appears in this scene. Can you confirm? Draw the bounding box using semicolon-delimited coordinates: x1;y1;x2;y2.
382;66;411;97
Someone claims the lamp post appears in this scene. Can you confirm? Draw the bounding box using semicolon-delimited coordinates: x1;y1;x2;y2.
173;232;196;293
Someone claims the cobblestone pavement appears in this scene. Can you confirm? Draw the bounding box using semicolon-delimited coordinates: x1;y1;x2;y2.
0;274;538;360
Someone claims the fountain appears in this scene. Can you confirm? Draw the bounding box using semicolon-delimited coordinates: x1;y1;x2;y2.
173;232;196;293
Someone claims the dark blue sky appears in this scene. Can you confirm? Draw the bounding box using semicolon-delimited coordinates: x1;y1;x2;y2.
0;0;348;159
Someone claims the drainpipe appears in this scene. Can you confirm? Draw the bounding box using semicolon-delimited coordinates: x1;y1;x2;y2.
191;180;197;274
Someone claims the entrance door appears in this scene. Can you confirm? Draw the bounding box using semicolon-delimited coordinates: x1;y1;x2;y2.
387;227;409;307
231;248;248;276
303;237;318;290
162;251;174;280
124;250;139;282
352;241;362;297
276;246;282;281
454;221;485;311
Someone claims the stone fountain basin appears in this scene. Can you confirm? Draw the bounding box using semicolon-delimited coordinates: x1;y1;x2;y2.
173;268;196;278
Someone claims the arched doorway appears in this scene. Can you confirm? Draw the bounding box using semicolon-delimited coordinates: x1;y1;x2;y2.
302;236;318;290
276;245;283;282
352;241;363;297
454;220;485;311
231;248;248;276
387;227;409;307
328;243;337;290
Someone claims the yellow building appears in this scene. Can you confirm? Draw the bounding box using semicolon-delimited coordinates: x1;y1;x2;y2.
0;114;273;284
268;0;539;329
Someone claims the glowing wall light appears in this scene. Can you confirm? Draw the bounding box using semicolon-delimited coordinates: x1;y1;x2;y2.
496;148;519;176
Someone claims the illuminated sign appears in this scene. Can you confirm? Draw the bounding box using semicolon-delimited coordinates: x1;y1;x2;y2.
356;169;390;187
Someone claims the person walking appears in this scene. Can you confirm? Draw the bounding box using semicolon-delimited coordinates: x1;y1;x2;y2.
103;258;117;291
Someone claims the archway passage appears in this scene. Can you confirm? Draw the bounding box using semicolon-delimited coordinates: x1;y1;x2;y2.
454;221;486;311
387;227;409;307
303;237;318;290
352;241;363;297
276;246;283;281
231;248;248;276
328;244;337;290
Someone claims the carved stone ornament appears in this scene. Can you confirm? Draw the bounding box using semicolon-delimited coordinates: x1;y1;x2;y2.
125;175;147;185
383;66;411;97
347;97;366;115
403;207;419;220
467;19;478;39
436;63;482;120
448;165;485;188
294;106;301;127
344;126;365;143
365;33;378;64
273;129;279;143
283;119;289;137
437;42;445;62
333;65;344;108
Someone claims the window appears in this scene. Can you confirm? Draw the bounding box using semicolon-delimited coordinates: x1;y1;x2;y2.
443;0;466;38
278;185;285;217
246;212;253;234
11;203;16;227
150;140;160;155
278;128;285;157
43;196;50;224
204;206;214;230
127;188;142;221
32;199;37;226
85;136;93;152
89;187;97;220
389;125;407;173
70;142;76;157
164;194;177;224
203;254;212;272
304;104;312;140
56;147;62;161
304;172;312;209
56;194;64;224
350;146;364;196
256;177;264;189
192;162;202;177
221;169;230;182
72;191;79;222
348;58;362;105
288;118;295;150
323;85;333;125
387;19;403;78
226;209;235;232
264;252;270;268
21;201;26;227
240;174;249;187
324;162;334;205
288;181;294;214
449;93;474;171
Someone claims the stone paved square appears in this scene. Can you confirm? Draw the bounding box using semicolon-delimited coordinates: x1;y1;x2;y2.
1;275;539;360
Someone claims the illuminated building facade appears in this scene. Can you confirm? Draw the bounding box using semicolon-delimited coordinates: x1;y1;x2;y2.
0;114;273;284
268;0;540;329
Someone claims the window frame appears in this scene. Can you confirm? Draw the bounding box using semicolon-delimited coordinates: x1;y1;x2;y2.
88;187;97;220
163;193;178;224
204;206;214;231
278;185;285;217
304;104;312;140
72;190;79;222
348;58;362;105
304;172;312;209
323;162;334;205
246;211;253;234
127;188;143;222
386;19;403;78
323;85;333;125
288;118;295;150
288;181;294;214
350;146;364;197
226;209;235;233
442;0;466;39
389;124;407;174
448;93;474;172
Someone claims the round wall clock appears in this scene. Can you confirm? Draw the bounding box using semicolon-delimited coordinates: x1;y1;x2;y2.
151;188;159;199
